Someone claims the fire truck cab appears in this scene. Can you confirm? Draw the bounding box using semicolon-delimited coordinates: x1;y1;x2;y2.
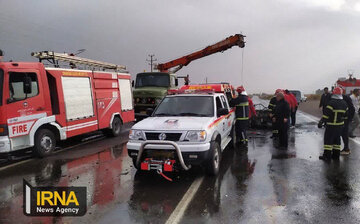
0;51;134;157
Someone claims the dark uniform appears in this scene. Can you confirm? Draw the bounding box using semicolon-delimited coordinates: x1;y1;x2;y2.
268;97;278;137
342;94;355;151
320;97;348;159
230;94;250;145
319;93;331;113
273;98;290;147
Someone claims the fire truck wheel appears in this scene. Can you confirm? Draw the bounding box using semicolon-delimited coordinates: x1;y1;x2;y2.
33;129;56;157
105;117;122;137
206;141;221;176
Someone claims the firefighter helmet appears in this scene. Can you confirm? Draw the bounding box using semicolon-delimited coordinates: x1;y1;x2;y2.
332;87;343;95
236;86;245;93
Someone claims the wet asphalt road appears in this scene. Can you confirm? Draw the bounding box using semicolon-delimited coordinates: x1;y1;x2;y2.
1;110;360;223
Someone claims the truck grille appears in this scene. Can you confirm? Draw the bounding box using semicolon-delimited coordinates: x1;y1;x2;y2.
145;132;182;141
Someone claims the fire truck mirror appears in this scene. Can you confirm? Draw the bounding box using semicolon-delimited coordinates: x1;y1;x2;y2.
23;76;32;94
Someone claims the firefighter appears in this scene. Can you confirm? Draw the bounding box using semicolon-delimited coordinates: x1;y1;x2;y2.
268;89;281;138
0;49;3;62
238;87;257;119
273;91;290;148
285;89;298;127
341;92;355;155
230;86;250;146
318;87;348;160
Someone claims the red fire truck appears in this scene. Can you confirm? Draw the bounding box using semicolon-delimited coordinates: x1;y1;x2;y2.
0;51;134;157
336;75;360;94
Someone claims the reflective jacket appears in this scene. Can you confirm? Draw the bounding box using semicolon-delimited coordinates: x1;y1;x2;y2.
230;94;249;121
322;98;348;126
268;97;277;113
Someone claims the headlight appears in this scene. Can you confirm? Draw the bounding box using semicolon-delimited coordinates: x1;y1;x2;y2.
129;130;145;140
185;130;207;142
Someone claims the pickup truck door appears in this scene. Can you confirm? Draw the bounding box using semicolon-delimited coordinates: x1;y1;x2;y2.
215;96;227;139
220;95;233;136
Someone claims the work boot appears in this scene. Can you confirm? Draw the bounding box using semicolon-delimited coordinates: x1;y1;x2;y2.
332;150;340;160
349;135;356;138
341;149;351;155
319;151;331;161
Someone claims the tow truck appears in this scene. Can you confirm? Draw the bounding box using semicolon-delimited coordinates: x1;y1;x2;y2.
127;86;236;178
133;34;245;120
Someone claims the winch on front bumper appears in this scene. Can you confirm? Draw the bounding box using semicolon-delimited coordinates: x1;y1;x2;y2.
127;140;211;172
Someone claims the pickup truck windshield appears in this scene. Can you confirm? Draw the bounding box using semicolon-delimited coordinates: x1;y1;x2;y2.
0;69;3;106
135;73;170;88
154;96;214;117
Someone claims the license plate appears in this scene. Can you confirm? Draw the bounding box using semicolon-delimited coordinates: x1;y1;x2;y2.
140;111;147;115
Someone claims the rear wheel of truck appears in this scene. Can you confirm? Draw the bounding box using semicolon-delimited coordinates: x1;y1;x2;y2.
105;117;122;137
33;129;56;158
206;141;221;176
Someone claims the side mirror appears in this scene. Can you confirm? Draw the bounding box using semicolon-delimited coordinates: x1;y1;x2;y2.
217;108;229;117
146;108;154;116
132;80;135;87
175;78;179;87
23;76;32;94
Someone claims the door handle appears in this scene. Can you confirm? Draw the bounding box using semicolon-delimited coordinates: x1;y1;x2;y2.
36;107;44;111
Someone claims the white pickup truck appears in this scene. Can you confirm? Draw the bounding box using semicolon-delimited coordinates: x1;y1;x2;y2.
127;92;236;176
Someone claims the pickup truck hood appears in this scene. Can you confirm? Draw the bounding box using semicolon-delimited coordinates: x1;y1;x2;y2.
132;116;213;131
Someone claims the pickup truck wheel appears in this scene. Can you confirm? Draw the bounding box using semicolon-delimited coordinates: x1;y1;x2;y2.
105;117;122;137
33;129;56;158
206;141;221;176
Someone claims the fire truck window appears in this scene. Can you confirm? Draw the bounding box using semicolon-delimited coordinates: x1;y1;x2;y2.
8;72;39;103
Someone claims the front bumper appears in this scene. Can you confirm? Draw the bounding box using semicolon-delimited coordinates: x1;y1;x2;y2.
127;140;211;167
0;136;11;153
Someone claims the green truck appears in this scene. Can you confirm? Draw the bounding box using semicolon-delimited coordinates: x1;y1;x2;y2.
133;72;183;120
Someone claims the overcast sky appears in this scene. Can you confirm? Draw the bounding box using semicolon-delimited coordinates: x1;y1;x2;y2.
1;0;360;93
